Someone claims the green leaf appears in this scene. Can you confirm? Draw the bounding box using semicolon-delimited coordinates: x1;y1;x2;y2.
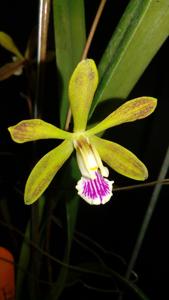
0;31;23;58
90;0;169;114
50;197;79;300
53;0;86;128
50;2;86;298
49;155;80;300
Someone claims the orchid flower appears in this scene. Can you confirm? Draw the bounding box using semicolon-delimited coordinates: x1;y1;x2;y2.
8;59;157;205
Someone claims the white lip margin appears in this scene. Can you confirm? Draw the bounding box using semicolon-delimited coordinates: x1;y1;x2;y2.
76;175;114;205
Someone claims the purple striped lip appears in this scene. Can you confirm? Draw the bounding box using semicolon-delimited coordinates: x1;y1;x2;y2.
76;171;113;205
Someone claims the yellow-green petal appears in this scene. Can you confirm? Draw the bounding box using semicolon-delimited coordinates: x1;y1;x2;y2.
24;140;73;204
8;119;73;143
0;31;23;58
68;59;99;132
86;97;157;136
91;135;148;181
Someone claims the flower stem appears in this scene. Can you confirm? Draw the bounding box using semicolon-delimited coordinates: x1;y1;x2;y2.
30;1;51;299
125;145;169;279
81;0;107;60
113;178;169;192
64;0;107;131
118;146;169;300
34;0;51;118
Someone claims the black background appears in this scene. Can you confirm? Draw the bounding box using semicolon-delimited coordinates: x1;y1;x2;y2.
0;1;168;300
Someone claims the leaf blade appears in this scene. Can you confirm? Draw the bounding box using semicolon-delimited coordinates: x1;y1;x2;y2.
53;0;86;128
90;0;169;114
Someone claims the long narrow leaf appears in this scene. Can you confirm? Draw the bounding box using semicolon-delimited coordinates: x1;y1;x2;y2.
53;0;86;128
50;1;86;299
49;156;80;300
91;0;169;114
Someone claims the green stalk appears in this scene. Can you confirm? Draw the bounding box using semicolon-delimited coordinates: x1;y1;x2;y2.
125;145;169;279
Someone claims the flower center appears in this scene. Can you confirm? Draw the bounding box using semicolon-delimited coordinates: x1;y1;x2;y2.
74;136;114;205
73;135;108;179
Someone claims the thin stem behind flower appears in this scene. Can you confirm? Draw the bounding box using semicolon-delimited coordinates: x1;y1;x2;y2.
30;1;51;299
34;0;51;118
113;178;169;192
125;145;169;279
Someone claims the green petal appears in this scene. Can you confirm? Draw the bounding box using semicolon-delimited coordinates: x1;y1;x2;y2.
91;135;148;181
24;140;74;204
8;119;73;143
86;97;157;135
0;31;23;58
68;59;99;132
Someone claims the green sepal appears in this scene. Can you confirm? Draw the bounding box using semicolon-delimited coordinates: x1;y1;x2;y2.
8;119;73;143
24;140;74;205
0;31;23;58
69;59;99;132
87;97;157;136
91;135;148;181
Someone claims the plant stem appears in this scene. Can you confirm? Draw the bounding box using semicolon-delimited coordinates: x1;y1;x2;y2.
31;1;51;298
113;178;169;192
1;219;149;300
125;145;169;280
34;0;51;118
64;0;107;131
81;0;107;60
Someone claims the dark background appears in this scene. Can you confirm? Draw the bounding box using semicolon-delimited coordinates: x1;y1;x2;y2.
0;1;168;300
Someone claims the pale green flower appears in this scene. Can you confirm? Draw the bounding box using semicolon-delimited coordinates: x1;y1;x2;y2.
8;59;157;205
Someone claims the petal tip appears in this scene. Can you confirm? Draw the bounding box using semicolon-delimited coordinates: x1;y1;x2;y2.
24;199;31;205
145;96;158;112
142;167;148;181
24;192;37;205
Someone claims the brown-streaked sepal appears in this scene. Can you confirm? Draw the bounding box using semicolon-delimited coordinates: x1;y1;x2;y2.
0;59;25;81
8;119;73;143
69;59;99;132
24;140;73;204
86;97;157;135
91;135;148;181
